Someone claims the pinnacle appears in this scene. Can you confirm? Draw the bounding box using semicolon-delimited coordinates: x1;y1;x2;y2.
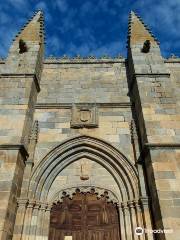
127;11;159;46
12;10;45;44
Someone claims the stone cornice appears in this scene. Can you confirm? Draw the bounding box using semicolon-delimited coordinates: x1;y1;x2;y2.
1;58;180;64
44;57;125;64
138;143;180;163
35;102;132;109
0;59;126;64
165;59;180;63
134;73;170;77
0;144;29;159
144;143;180;149
0;73;40;92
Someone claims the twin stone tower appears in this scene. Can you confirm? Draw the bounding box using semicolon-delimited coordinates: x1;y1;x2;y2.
0;10;180;240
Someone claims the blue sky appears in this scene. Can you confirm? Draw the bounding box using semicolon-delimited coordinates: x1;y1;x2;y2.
0;0;179;58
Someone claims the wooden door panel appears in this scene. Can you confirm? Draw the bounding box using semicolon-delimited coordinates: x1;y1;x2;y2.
49;189;120;240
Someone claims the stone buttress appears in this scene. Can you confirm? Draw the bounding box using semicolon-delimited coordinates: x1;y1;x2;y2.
127;11;180;240
0;11;44;240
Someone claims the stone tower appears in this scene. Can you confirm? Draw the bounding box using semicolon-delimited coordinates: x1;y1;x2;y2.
0;10;179;240
0;11;44;240
127;12;180;240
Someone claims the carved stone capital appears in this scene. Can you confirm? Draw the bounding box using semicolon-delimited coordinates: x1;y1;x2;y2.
27;200;36;208
17;198;29;207
127;200;134;208
139;196;150;207
121;202;128;210
46;203;53;211
133;199;142;210
33;201;42;209
40;202;49;210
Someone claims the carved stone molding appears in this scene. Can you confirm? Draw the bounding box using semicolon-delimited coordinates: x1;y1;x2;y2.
0;144;29;160
139;196;150;206
71;104;98;128
44;55;125;64
29;120;39;143
36;102;132;109
144;142;180;149
127;200;134;208
17;198;29;207
27;200;36;208
29;135;139;202
17;198;53;211
50;186;118;204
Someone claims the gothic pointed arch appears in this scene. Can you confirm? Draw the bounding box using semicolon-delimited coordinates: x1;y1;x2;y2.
28;135;139;202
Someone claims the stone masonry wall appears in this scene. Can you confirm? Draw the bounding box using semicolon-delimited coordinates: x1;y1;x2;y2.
128;42;180;240
37;60;128;103
165;60;180;106
33;60;136;166
34;106;134;165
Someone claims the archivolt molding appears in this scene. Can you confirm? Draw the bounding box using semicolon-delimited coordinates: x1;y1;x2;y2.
43;152;126;201
29;135;139;202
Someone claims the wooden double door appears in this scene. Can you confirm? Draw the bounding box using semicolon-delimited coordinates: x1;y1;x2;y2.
49;189;120;240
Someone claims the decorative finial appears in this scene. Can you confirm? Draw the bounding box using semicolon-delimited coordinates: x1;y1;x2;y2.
100;54;110;59
87;55;96;59
169;53;178;59
61;54;69;59
115;54;123;59
74;54;82;59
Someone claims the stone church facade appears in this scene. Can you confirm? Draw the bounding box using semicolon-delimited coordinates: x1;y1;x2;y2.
0;10;179;240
